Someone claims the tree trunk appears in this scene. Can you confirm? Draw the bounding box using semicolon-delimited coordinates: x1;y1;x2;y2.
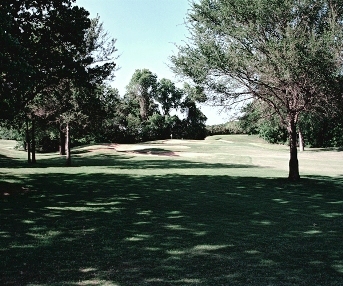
299;129;304;152
59;129;66;155
26;118;31;164
288;117;300;180
66;123;71;166
31;119;36;164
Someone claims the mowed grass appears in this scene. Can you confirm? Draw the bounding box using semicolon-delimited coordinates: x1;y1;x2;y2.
0;135;342;285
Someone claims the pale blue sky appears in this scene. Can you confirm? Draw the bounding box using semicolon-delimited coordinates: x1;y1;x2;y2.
75;0;228;124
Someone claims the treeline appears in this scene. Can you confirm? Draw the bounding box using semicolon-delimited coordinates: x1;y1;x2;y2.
0;1;207;164
238;100;343;148
0;70;208;149
206;100;343;149
206;121;242;136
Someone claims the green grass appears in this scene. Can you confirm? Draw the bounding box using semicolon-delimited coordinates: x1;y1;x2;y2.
1;135;343;285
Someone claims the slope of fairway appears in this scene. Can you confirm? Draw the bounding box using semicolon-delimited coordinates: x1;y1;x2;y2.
59;134;342;177
0;135;342;285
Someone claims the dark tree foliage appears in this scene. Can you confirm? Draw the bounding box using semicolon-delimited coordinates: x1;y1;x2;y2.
155;78;183;116
206;121;243;136
0;0;92;119
239;100;343;148
298;113;343;148
126;69;158;121
1;2;118;164
239;100;288;144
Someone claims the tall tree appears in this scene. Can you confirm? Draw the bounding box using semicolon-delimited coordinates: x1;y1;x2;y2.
0;2;31;119
1;0;93;163
28;14;118;164
171;0;343;180
155;78;183;116
181;83;208;139
126;69;158;121
1;0;91;111
54;15;118;165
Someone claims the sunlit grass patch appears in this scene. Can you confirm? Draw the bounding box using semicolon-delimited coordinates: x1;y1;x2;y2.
73;280;119;286
125;234;152;242
332;262;343;274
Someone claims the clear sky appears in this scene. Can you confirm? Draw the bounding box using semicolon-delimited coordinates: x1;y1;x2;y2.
75;0;229;125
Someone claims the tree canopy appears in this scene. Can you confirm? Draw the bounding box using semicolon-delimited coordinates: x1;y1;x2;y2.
0;0;95;123
0;1;121;165
171;0;343;180
126;69;158;121
155;78;183;116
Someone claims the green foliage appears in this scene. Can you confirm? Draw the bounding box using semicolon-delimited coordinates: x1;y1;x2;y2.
0;125;21;141
299;112;343;148
239;102;262;135
2;0;209;148
155;78;183;116
0;2;32;119
207;121;243;136
1;0;93;120
239;101;287;144
180;85;208;140
87;71;210;144
126;69;158;121
258;119;288;144
239;101;343;147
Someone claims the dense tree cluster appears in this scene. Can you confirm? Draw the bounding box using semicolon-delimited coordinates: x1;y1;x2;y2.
0;70;208;147
206;121;243;136
0;1;208;165
81;69;207;144
239;99;343;148
0;0;118;165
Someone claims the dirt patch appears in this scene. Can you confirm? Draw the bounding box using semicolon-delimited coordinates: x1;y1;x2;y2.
131;149;178;157
77;141;206;158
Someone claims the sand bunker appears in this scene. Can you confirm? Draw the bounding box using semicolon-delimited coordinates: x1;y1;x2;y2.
84;140;205;158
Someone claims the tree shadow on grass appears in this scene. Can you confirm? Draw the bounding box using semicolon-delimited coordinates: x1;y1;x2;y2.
69;153;255;169
0;154;28;168
1;171;343;285
0;152;257;170
307;147;343;152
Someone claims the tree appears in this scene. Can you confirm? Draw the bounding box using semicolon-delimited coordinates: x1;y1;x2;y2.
181;83;208;139
239;99;343;148
155;78;183;116
83;15;118;85
1;0;92;109
90;85;123;143
126;69;158;121
55;15;117;165
0;2;32;120
171;0;343;180
1;0;93;163
27;13;118;165
298;111;343;148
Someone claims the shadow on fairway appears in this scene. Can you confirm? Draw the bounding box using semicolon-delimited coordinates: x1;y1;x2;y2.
1;165;343;285
0;154;28;168
0;152;256;170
